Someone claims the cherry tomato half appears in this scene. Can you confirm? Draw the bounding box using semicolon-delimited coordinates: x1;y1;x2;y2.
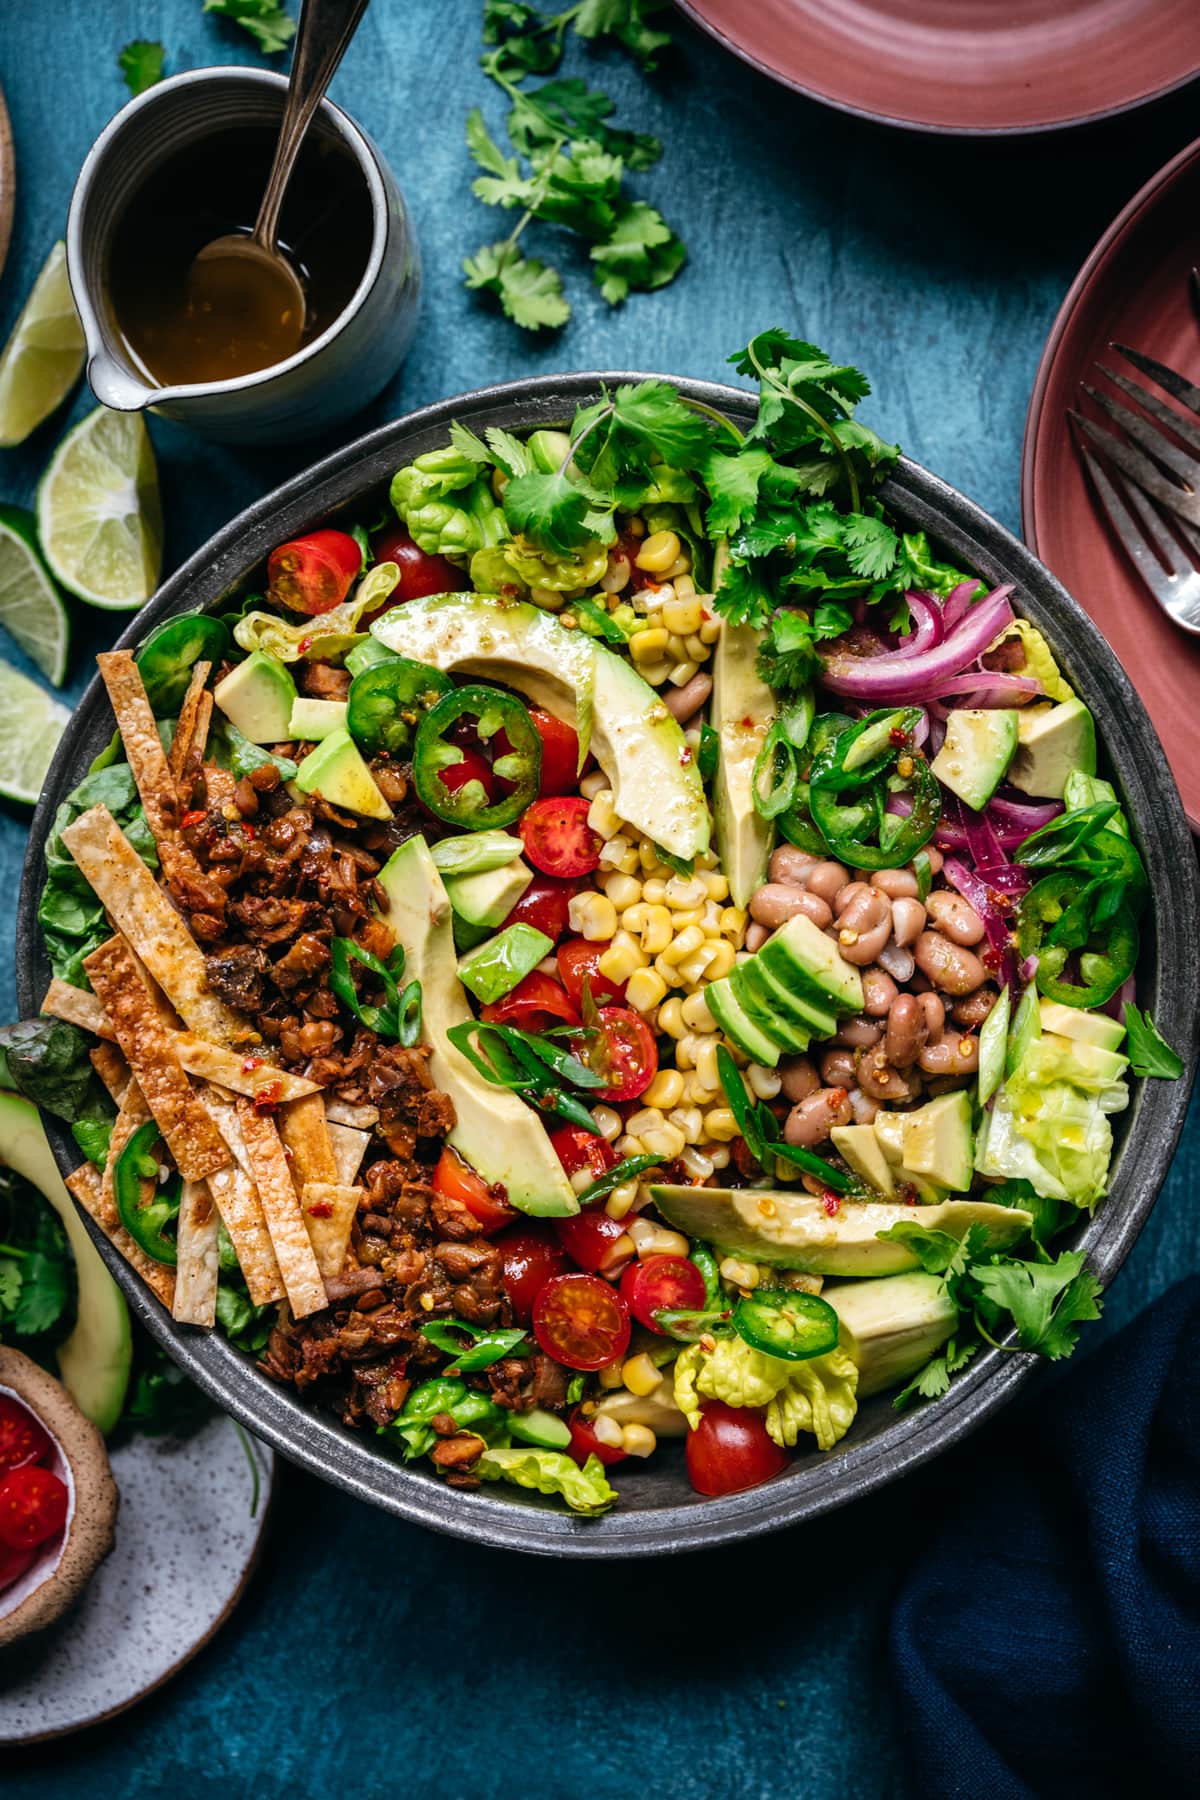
530;709;579;797
532;1273;631;1371
0;1397;52;1475
496;1224;569;1325
436;744;499;805
556;939;627;1009
594;1006;658;1103
267;529;362;616
431;1147;516;1235
481;971;579;1033
549;1126;618;1180
0;1538;36;1591
685;1401;791;1498
0;1465;70;1551
620;1254;708;1334
370;526;460;609
520;796;603;878
567;1406;627;1468
502;876;579;943
553;1210;634;1278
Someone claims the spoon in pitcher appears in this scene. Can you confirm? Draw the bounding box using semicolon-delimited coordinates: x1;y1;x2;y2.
187;0;371;363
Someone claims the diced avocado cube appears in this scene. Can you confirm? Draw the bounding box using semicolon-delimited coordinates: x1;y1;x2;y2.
756;913;863;1015
457;922;554;1004
830;1123;894;1195
1007;698;1096;799
1039;1000;1125;1052
213;650;297;745
508;1406;572;1450
871;1111;948;1205
295;727;392;820
289;696;348;741
705;977;780;1067
900;1091;975;1192
929;709;1019;810
443;860;533;929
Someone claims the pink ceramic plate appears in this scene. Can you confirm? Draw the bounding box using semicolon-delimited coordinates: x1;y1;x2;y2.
1022;136;1200;833
676;0;1200;134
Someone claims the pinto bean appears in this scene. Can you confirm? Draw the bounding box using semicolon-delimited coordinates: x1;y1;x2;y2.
867;867;919;899
857;1049;920;1103
876;941;916;983
926;889;986;946
918;992;946;1039
805;861;849;905
952;986;998;1029
769;845;820;886
744;921;771;953
848;1087;879;1124
884;994;927;1068
820;1048;858;1088
749;884;833;930
914;930;986;995
662;672;712;722
779;1056;821;1103
834;1013;883;1049
861;967;898;1017
890;897;927;948
833;884;893;966
919;1030;980;1076
785;1087;852;1147
921;846;944;875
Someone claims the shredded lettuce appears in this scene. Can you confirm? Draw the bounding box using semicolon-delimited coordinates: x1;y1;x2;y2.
473;1447;617;1514
234;563;399;662
985;619;1074;703
674;1338;859;1452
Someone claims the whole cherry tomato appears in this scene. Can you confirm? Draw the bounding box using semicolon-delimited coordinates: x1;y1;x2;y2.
567;1406;628;1468
430;1147;515;1235
685;1401;791;1498
520;796;603;878
556;939;627;1008
267;529;362;615
549;1126;618;1180
0;1397;52;1475
532;1273;631;1371
553;1210;634;1278
0;1465;69;1551
619;1254;708;1334
496;1224;569;1324
529;709;579;797
502;876;579;943
593;1006;658;1103
481;971;579;1033
370;526;460;609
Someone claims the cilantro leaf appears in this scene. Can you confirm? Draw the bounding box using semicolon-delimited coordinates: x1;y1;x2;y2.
0;1260;20;1313
463;242;570;331
841;512;900;581
574;0;673;67
448;420;493;467
590;202;684;304
11;1246;71;1336
893;1338;977;1410
118;40;165;96
485;426;533;478
606;379;712;468
1123;1004;1184;1079
702;448;775;537
203;1;296;56
713;559;772;632
467;109;530;207
502;470;593;553
755;608;821;691
812;601;853;638
972;1250;1103;1360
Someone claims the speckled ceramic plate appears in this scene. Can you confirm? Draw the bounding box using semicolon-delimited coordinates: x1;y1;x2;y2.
0;1415;273;1743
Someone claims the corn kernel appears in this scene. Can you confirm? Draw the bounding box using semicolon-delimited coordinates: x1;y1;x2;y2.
664;554;690;580
639;660;672;685
635;529;681;573
699;870;730;903
747;1063;783;1100
600;549;631;593
419;1291;435;1311
720;906;748;945
672;573;696;599
661;924;706;966
604;1180;640;1220
708;1145;731;1169
622;1353;663;1397
678;1144;715;1180
681;990;717;1033
720;1256;760;1289
661;596;703;637
630;626;670;663
587;790;622;840
626;514;646;537
699;615;722;645
702;1107;740;1142
630;1219;690;1258
530;585;565;611
667;1104;704;1145
616;1133;644;1160
621;1423;658;1458
667;659;699;687
625;1106;665;1137
570;1168;595;1196
591;1104;623;1142
593;1388;625;1415
623;902;673;956
656;996;686;1039
643;1068;685;1110
677;948;717;987
568;892;618;941
640;1123;686;1161
580;768;609;800
694;1039;722;1093
640;877;667;905
625;966;668;1013
664;875;707;910
684;633;709;662
602;871;642;911
598;931;647;985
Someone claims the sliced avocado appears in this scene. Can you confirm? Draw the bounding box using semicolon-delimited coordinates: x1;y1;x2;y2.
457;922;553;1004
830;1123;894;1196
729;960;810;1054
757;913;864;1015
705;977;780;1066
977;983;1010;1106
900;1091;975;1191
929;709;1019;811
443;860;533;929
733;955;836;1041
710;543;775;907
295;726;392;821
375;836;578;1217
1024;1034;1129;1089
370;593;710;859
0;1091;131;1432
825;1272;958;1397
213;650;297;745
1007;698;1096;799
289;696;348;741
648;1184;1032;1273
1039;1000;1126;1052
872;1111;949;1205
1063;767;1128;836
508;1406;571;1449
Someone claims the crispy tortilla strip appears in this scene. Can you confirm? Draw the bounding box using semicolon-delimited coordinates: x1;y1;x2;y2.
326;1119;369;1187
67;1161;177;1309
90;1041;131;1106
41;978;115;1039
279;1092;338;1189
300;1182;363;1280
96;650;180;846
173;1178;220;1327
176;1037;319;1104
198;1087;284;1305
168;661;213;792
60;804;243;1045
83;936;230;1182
235;1100;326;1318
175;690;214;809
322;1098;380;1130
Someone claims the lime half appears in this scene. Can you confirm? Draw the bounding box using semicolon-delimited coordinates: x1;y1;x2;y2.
0;657;70;804
37;408;163;610
0;242;86;448
0;504;69;684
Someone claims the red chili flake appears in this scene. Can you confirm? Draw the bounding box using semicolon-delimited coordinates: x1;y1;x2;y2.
889;726;909;746
253;1080;283;1113
981;946;1003;972
306;1200;334;1219
741;714;755;729
181;809;206;828
240;822;257;838
822;1191;842;1217
241;1056;264;1073
679;744;693;765
298;635;314;653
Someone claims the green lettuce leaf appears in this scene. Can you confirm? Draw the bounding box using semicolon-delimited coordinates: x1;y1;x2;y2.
234;563;399;662
674;1337;859;1452
473;1446;617;1514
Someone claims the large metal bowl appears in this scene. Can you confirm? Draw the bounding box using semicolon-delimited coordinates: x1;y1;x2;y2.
18;374;1199;1556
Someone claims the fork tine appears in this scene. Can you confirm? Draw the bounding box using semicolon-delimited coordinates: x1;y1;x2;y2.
1079;380;1200;486
1079;446;1186;604
1112;342;1200;418
1094;362;1200;456
1114;470;1192;575
1068;409;1200;524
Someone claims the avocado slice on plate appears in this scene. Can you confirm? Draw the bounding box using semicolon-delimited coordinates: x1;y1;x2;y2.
825;1271;959;1396
756;913;864;1016
709;542;776;907
929;708;1019;811
704;977;780;1066
732;955;837;1042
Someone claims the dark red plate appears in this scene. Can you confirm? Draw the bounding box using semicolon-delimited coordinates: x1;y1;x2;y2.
1022;136;1200;832
676;0;1200;134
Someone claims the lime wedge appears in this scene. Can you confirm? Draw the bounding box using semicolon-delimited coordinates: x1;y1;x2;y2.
0;657;70;804
0;242;86;448
37;408;163;610
0;503;70;684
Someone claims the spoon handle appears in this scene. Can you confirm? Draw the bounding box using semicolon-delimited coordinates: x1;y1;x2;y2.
254;0;371;254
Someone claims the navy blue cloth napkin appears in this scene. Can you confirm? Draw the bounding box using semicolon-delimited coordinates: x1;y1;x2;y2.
890;1275;1200;1797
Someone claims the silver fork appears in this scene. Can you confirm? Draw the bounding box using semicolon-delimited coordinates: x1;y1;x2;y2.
1069;346;1200;635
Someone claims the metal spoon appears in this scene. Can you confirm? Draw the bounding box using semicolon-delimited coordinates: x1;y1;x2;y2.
188;0;371;354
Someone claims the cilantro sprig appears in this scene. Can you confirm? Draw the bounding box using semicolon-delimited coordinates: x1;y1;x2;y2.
202;0;296;55
118;40;165;96
1122;1004;1184;1079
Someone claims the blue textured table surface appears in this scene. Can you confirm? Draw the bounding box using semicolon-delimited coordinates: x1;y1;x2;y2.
2;4;1198;1791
